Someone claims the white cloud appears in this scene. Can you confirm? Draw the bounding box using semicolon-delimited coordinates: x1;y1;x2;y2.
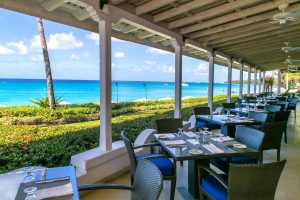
144;60;156;65
114;51;125;58
31;32;83;50
31;55;43;62
0;40;28;55
159;64;175;73
7;41;28;54
86;32;127;44
147;47;171;55
70;54;80;60
192;63;208;75
0;45;14;55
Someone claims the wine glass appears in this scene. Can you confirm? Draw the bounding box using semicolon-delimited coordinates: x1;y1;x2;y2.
217;133;224;142
24;186;37;200
23;166;35;183
177;128;183;139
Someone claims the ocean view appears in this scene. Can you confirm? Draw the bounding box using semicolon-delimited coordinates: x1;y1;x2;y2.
0;79;255;106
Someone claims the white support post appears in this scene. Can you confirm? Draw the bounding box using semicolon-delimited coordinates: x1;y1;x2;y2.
258;70;262;93
173;40;183;118
239;62;243;99
227;58;232;103
253;68;257;96
99;19;112;151
277;69;281;95
262;70;266;93
208;51;215;112
247;67;251;96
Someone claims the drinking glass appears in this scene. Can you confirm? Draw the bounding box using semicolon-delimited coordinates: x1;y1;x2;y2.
202;128;211;144
217;133;224;142
177;128;183;139
23;167;35;183
24;186;37;200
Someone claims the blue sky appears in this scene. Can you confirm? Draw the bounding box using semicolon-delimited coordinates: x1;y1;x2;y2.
0;9;240;83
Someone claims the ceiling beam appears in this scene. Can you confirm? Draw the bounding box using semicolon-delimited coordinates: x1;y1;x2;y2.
180;0;297;34
136;0;176;15
109;0;126;5
190;3;300;38
153;0;217;23
168;0;260;29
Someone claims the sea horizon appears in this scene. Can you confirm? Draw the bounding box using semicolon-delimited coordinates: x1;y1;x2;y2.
0;78;255;106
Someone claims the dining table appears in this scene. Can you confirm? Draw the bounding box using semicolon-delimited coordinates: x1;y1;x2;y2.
2;166;79;200
154;132;258;198
196;114;260;137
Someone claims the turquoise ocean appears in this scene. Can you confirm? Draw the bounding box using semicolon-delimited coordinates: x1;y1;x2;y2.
0;79;255;106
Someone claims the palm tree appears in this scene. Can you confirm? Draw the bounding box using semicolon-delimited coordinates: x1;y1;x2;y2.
264;76;274;93
37;18;55;109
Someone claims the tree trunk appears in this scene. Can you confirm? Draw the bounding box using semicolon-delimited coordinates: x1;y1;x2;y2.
37;18;55;109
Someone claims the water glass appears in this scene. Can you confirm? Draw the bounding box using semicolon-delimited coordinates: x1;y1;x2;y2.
202;130;211;144
24;186;37;200
177;128;183;139
23;167;35;183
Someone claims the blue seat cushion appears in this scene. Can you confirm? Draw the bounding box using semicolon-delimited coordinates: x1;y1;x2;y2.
136;154;174;176
201;174;228;200
196;121;220;129
211;156;257;172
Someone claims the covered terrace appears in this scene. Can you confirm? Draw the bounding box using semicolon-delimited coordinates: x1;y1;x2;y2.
1;0;300;199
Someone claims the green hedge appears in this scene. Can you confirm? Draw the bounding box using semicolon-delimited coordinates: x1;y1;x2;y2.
0;95;235;173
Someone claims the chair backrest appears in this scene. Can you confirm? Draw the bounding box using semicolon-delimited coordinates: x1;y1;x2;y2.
276;101;289;111
214;107;224;115
261;122;287;150
288;97;298;107
273;111;291;122
228;160;286;200
121;131;138;178
235;126;264;151
265;104;281;112
132;159;163;200
248;111;268;123
193;106;211;115
155;118;183;133
223;103;236;109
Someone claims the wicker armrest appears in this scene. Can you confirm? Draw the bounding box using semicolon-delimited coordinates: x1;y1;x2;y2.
199;165;228;189
133;143;161;149
78;184;134;192
143;154;172;160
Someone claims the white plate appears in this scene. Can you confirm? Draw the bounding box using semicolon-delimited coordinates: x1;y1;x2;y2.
233;144;247;149
189;149;203;155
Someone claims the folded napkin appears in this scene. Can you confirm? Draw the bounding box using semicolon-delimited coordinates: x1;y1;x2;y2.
202;143;224;154
35;183;73;200
154;133;175;139
163;140;186;146
186;139;198;145
0;173;24;200
183;131;197;138
211;136;234;142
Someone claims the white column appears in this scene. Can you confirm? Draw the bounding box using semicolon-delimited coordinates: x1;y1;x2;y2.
247;67;251;96
277;69;281;95
208;52;215;112
174;42;182;118
239;62;243;98
258;70;262;93
262;70;266;93
99;19;112;151
253;68;257;96
227;58;232;103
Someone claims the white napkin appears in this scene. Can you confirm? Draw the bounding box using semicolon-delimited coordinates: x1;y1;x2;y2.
163;140;186;146
0;173;24;200
211;136;234;142
183;131;197;138
35;183;73;200
154;133;175;139
202;143;224;154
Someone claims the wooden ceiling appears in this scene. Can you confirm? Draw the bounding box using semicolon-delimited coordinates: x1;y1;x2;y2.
1;0;300;72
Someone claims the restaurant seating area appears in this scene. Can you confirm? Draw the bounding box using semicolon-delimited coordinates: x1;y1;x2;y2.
81;95;299;200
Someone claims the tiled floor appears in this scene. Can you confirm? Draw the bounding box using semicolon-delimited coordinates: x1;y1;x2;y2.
82;109;300;200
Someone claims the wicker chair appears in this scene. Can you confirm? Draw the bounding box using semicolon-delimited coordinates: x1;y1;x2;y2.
199;160;286;200
121;131;176;200
248;111;269;130
210;126;264;172
261;122;287;162
271;111;291;143
193;106;221;131
78;159;163;200
287;97;297;118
